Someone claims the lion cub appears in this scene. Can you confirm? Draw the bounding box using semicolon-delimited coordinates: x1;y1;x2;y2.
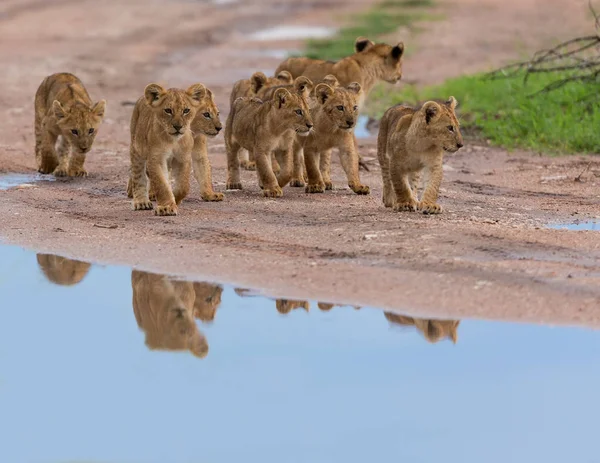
301;82;369;195
34;73;106;177
230;70;293;171
128;82;211;216
225;88;313;198
377;97;464;214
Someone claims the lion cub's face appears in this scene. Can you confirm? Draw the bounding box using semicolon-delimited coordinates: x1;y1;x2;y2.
53;100;105;154
251;70;293;94
272;88;313;136
315;82;362;131
421;97;464;153
384;312;460;344
357;39;405;84
191;89;222;137
143;82;207;139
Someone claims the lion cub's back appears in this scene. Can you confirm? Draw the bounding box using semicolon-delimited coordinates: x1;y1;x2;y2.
35;72;92;112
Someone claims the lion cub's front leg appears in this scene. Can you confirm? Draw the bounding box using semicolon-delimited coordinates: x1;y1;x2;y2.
337;134;369;195
417;160;443;214
304;146;325;193
390;157;417;212
255;150;282;198
37;126;59;175
53;136;71;177
129;147;153;211
68;152;88;177
192;138;223;202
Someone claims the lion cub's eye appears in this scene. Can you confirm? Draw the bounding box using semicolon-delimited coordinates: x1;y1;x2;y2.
183;108;190;115
71;129;79;136
203;112;211;118
336;105;344;111
88;128;95;135
295;109;303;115
353;105;358;111
447;126;455;132
164;108;173;115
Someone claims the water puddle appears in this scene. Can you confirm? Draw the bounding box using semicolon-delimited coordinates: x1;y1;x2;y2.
248;25;335;42
355;115;375;139
1;244;599;462
0;172;55;190
548;220;600;231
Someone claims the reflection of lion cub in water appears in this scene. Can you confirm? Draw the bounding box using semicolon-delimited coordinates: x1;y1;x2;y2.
385;313;460;344
36;253;91;286
34;73;106;177
377;97;464;214
131;270;210;358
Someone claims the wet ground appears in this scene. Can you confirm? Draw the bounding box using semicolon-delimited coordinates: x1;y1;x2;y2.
2;243;600;463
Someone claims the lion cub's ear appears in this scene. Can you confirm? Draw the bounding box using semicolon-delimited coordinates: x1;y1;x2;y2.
187;83;207;103
422;101;440;124
315;83;334;105
391;42;405;60
251;72;268;94
294;76;313;98
446;96;458;110
346;82;362;95
92;100;106;118
52;100;67;120
355;36;375;53
273;88;291;108
322;74;339;88
144;83;166;107
276;70;293;84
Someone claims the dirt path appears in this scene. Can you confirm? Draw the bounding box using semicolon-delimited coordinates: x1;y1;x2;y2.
1;0;599;328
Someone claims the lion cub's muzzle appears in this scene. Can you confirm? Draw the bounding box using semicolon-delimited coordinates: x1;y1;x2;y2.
296;122;313;137
443;142;464;153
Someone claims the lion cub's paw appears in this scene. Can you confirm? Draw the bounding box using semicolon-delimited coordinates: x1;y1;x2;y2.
202;192;224;202
226;182;242;190
53;167;69;177
350;184;370;195
241;161;256;171
155;203;178;216
263;186;283;198
305;183;325;194
324;181;333;191
70;168;88;178
393;201;417;212
418;201;442;214
289;178;305;187
133;200;154;211
148;191;157;201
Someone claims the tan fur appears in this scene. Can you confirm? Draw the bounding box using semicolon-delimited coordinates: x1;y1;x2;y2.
384;313;460;344
36;253;91;286
193;282;223;322
230;71;293;171
275;299;310;314
317;302;361;311
275;37;404;107
131;270;209;358
225;88;313;198
377;97;463;214
34;73;105;177
127;82;210;216
300;82;369;195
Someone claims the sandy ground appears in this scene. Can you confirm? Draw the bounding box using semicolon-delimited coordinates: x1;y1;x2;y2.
1;0;599;328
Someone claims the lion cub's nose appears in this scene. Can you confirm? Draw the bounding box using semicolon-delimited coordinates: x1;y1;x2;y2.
216;126;222;132
346;120;354;127
306;123;313;129
457;143;464;149
173;124;183;132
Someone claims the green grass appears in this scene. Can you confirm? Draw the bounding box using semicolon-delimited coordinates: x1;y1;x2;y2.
303;0;439;60
366;72;600;154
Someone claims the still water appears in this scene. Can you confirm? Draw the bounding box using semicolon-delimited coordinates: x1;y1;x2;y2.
0;244;599;463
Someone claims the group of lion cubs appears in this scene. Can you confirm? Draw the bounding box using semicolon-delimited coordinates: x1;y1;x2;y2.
34;36;463;216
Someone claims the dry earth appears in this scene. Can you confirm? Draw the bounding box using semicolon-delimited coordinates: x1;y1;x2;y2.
1;0;599;327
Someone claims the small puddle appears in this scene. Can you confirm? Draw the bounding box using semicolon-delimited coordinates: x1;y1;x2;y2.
248;25;335;41
355;115;375;139
1;244;599;462
548;220;600;231
0;172;55;190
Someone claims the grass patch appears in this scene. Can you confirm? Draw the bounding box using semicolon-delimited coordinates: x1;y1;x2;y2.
366;72;600;154
303;0;439;60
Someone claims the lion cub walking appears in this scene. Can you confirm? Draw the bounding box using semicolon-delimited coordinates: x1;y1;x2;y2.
34;73;106;177
225;88;313;198
377;97;464;214
128;82;220;216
